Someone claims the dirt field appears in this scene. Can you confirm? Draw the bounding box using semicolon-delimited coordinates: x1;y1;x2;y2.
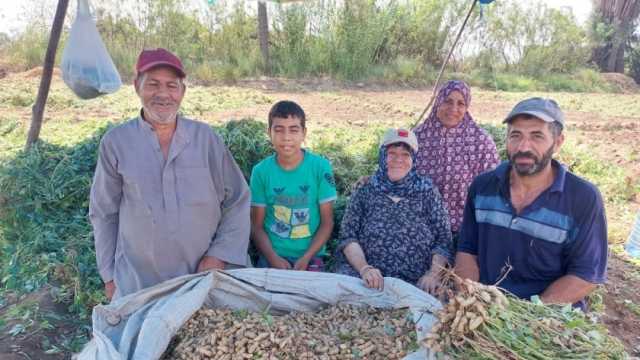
0;71;639;358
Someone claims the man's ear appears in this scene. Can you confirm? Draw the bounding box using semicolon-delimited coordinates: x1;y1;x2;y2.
181;81;187;96
134;76;141;95
554;132;565;153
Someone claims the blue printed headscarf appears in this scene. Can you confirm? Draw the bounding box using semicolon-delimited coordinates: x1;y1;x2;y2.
369;143;431;198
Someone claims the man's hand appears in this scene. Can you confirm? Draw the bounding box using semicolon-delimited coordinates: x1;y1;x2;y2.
268;255;292;270
360;266;384;291
454;252;480;282
417;271;442;296
293;255;311;271
197;256;226;272
105;281;116;301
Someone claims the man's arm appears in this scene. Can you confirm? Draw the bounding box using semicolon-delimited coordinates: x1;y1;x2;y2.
454;252;479;281
540;275;597;304
205;135;251;266
454;182;480;282
294;202;334;270
196;256;225;272
88;137;122;299
550;186;608;304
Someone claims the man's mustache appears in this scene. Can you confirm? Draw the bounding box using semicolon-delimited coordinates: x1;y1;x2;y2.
511;151;536;160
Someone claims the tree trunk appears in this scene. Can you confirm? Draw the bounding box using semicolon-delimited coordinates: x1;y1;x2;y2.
591;0;640;73
615;45;625;72
257;1;270;75
25;0;70;150
607;32;624;72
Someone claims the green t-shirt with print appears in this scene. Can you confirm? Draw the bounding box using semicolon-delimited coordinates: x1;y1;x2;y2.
250;150;337;258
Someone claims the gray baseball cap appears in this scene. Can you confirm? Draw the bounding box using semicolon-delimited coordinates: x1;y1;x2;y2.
380;128;419;152
503;97;564;128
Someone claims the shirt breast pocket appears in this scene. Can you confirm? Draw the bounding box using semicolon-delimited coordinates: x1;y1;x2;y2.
526;237;565;279
176;167;217;207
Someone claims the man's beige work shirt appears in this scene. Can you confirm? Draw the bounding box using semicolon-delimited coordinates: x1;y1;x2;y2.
89;115;250;299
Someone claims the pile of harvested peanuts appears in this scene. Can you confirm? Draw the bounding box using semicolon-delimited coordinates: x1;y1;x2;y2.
162;304;418;360
423;278;508;352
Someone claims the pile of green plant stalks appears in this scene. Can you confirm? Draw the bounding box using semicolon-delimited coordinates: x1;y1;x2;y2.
0;119;274;312
0;117;379;309
425;279;627;359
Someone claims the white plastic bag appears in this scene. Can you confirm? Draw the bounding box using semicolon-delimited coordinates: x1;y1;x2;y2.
61;0;121;99
75;269;442;360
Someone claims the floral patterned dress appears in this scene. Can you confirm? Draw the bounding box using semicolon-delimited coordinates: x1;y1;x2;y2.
334;180;453;284
413;117;500;232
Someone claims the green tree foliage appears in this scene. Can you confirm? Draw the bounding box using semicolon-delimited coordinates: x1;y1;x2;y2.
271;5;312;77
470;2;590;76
385;0;463;67
6;25;51;70
0;0;623;91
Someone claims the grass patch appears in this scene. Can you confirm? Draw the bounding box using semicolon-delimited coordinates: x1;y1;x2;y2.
475;90;640;119
559;140;638;204
469;69;620;93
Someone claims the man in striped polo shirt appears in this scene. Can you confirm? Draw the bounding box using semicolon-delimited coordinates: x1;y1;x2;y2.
454;97;607;309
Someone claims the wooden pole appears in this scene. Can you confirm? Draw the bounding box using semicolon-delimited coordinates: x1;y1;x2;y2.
258;1;271;75
25;0;70;150
412;0;478;128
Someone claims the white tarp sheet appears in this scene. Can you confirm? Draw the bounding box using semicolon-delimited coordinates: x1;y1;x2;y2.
76;268;441;359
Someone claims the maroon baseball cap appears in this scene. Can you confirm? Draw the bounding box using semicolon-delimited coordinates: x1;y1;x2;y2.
136;48;186;78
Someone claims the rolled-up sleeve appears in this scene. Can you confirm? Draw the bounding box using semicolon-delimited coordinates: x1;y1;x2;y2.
206;132;251;266
566;188;608;284
89;136;122;283
458;182;479;256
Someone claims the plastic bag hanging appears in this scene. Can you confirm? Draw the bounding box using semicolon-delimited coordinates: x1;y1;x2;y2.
61;0;122;99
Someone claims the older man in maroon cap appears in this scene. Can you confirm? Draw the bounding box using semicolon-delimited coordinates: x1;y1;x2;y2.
89;48;250;301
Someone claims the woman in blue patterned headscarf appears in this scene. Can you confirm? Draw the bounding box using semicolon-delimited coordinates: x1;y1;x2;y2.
334;128;453;295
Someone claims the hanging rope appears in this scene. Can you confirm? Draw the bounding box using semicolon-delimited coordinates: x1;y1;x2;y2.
412;0;479;128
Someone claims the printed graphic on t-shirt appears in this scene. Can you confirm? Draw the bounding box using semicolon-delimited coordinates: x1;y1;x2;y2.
274;205;292;223
271;199;310;239
291;224;311;238
271;220;292;238
324;173;336;187
292;208;309;225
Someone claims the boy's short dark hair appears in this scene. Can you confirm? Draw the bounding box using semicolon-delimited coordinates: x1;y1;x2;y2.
268;100;306;129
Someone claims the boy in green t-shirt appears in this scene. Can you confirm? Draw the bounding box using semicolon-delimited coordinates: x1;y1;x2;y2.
250;100;337;271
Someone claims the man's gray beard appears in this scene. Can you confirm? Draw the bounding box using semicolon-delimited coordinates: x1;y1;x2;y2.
143;106;178;125
509;145;554;176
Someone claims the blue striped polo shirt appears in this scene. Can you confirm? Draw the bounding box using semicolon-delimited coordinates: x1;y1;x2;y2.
458;160;608;307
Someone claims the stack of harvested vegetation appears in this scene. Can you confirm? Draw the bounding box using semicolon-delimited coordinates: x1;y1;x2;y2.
424;278;627;359
162;304;418;360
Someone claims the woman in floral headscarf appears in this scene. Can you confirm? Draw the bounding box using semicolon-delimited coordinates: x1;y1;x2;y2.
413;80;500;243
